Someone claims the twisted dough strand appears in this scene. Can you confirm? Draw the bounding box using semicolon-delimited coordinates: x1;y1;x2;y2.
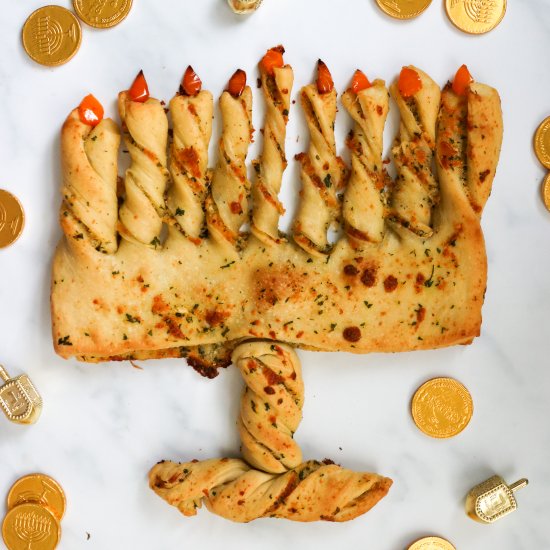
436;82;503;217
390;66;441;237
233;342;304;474
206;84;253;251
167;89;213;242
60;111;120;254
251;55;294;244
293;76;347;256
118;92;169;247
342;79;389;244
149;458;392;523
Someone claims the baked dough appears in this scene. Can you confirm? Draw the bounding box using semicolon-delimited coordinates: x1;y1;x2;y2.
205;74;253;254
341;78;389;244
149;458;392;523
166;82;213;242
293;61;347;256
251;47;294;245
51;61;503;365
234;341;303;474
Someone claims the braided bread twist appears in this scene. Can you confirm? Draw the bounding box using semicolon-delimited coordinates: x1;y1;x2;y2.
342;78;389;244
60;111;120;254
293;61;346;256
206;74;253;252
390;66;441;237
167;80;213;243
436;81;503;217
251;47;294;245
149;458;392;523
233;341;303;474
118;90;169;247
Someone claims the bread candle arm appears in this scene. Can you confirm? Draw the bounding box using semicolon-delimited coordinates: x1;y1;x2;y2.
118;71;169;247
293;60;346;257
251;46;294;245
342;73;389;244
389;66;440;237
60;97;120;254
167;66;213;243
206;69;253;252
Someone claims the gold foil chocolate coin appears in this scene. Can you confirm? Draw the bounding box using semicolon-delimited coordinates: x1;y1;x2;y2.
534;117;550;169
375;0;432;20
7;474;66;521
0;190;24;249
73;0;133;29
445;0;507;34
22;6;82;67
411;377;473;438
541;173;550;213
408;536;456;550
2;503;60;550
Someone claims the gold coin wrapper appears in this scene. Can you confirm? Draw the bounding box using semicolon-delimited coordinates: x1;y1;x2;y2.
0;365;42;425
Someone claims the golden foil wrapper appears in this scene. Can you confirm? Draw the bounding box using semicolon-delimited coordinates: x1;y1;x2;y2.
0;365;42;425
227;0;263;15
466;475;528;523
411;377;473;438
445;0;506;35
73;0;133;29
542;173;550;213
534;116;550;169
375;0;432;20
2;503;60;550
0;189;25;249
408;536;456;550
7;475;67;521
21;6;82;67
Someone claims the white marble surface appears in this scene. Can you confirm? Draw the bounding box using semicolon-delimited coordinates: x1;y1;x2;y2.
1;0;549;548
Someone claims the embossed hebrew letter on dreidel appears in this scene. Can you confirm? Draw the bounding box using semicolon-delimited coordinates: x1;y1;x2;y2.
0;365;42;425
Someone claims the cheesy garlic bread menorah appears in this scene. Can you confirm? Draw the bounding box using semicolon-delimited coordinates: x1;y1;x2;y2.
52;48;502;525
52;53;502;371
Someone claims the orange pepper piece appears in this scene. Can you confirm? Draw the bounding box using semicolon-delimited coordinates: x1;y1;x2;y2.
452;64;474;96
180;66;202;96
398;67;422;98
317;59;334;94
227;69;247;98
78;94;104;127
259;46;285;76
128;70;149;102
350;69;372;94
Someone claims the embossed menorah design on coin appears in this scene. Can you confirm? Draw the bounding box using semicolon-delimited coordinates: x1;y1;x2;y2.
446;0;506;34
33;16;77;57
0;365;42;425
2;503;60;550
15;512;50;545
22;6;82;66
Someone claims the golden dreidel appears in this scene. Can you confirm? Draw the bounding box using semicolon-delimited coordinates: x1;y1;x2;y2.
0;365;42;424
465;475;528;523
